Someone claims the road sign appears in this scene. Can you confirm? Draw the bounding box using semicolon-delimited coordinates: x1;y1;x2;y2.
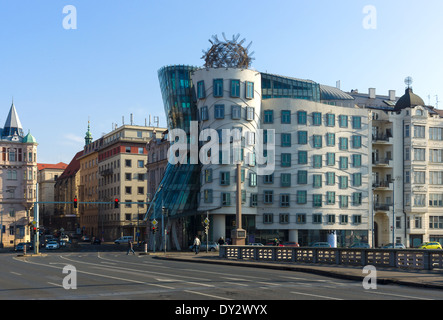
152;219;158;226
204;218;210;225
31;220;37;226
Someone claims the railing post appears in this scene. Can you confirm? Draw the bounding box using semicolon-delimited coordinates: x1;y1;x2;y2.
423;251;431;270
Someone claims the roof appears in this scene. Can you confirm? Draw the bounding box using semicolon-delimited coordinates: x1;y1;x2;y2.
37;162;68;171
3;102;24;137
57;151;83;180
23;131;37;144
320;85;354;101
394;88;425;111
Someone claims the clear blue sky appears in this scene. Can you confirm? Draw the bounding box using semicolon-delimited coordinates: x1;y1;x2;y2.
1;0;443;164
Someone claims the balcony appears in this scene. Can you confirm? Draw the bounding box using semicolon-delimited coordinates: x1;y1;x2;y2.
372;158;393;167
374;203;392;212
100;169;114;176
372;134;393;145
372;181;393;190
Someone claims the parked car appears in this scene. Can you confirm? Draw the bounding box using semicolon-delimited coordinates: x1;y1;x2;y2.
382;243;406;249
15;242;33;251
349;243;371;249
189;241;219;252
60;235;69;242
81;235;90;242
283;242;300;247
311;242;331;248
114;236;133;244
45;241;59;250
92;238;101;245
419;242;442;249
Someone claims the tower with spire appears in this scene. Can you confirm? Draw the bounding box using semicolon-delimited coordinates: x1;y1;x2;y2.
0;99;38;248
85;121;92;146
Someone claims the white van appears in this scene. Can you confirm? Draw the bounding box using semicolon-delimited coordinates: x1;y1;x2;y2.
114;236;133;244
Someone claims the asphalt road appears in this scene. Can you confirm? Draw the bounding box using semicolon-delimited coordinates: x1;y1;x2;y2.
2;249;443;304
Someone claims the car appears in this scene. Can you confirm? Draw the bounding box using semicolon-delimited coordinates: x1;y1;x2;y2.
60;235;69;242
114;236;133;244
45;241;59;250
311;242;331;248
283;242;300;247
382;243;406;249
189;241;219;252
15;242;33;251
80;235;90;242
92;238;101;245
350;243;371;249
419;242;442;249
249;243;264;246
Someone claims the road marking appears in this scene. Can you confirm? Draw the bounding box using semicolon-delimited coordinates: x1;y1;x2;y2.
291;291;343;300
257;281;279;286
184;290;233;300
10;272;22;276
222;277;252;282
366;291;434;300
223;281;249;287
47;282;64;288
281;276;328;282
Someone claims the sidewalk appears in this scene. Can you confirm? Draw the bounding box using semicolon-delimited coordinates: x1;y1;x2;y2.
153;251;443;290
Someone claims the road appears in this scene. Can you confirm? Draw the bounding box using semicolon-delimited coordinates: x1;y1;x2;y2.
1;249;443;304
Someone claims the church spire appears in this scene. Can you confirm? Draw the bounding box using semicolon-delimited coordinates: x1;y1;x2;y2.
3;99;24;137
85;120;92;146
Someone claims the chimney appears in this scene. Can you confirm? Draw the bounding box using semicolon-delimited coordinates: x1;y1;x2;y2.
389;90;396;101
369;88;376;99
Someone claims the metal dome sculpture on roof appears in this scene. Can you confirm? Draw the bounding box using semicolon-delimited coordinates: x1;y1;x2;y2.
394;77;425;112
202;33;255;68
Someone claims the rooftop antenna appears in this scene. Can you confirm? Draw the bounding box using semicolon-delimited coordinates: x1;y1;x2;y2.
436;95;440;108
405;76;413;89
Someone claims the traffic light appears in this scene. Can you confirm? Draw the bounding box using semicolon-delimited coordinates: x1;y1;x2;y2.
114;198;119;209
152;226;157;234
73;198;78;209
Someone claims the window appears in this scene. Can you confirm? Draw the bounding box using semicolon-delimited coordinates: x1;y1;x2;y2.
280;194;290;207
326;191;335;205
414;125;425;138
264;110;273;123
298;151;307;164
353;215;362;224
125;147;131;153
339;137;348;150
429;194;443;207
405;125;410;137
429;127;443;140
281;173;291;187
138;147;144;154
298;131;308;144
429;171;443;185
296;191;307;204
339;115;348;128
281;153;291;167
125;173;131;181
352;154;362;167
429;216;443;229
214;105;225;119
125;159;132;167
231;105;241;120
296;214;306;224
281;110;291;124
340;215;349;224
250;194;258;207
339;156;348;169
339;195;348;208
204;169;212;183
352;135;362;149
326;114;335;127
264;190;273;204
313;213;322;224
313;155;322;168
352;116;362;129
137;186;144;194
263;174;274;184
326;153;335;166
313;135;322;148
326;133;335;146
281;133;291;147
327;214;336;224
246;107;255;121
279;213;290;224
414;148;425;161
203;190;213;203
313;174;322;188
414;194;426;207
220;172;230;186
263;213;273;224
414;171;426;184
200;106;209;121
221;193;231;206
230;79;240;97
312;112;322;126
352;192;362;206
297;111;307;124
213;79;223;97
297;171;308;184
352;173;362;187
246;81;254;99
313;194;322;207
326;172;335;185
339;176;348;189
197;81;206;99
429;149;443;163
125;186;132;194
137;160;144;168
249;172;257;187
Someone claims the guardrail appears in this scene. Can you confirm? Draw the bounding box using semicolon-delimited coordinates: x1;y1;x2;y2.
219;246;443;270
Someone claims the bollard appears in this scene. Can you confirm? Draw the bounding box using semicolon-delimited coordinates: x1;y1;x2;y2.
23;244;26;255
144;243;147;253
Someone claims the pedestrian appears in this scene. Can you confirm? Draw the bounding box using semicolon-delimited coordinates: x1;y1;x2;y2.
193;236;201;255
218;237;225;246
126;240;135;255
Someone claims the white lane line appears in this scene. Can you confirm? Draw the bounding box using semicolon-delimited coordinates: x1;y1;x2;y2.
223;281;249;287
47;282;64;288
291;291;343;300
184;290;233;300
10;272;22;276
222;277;252;282
257;281;279;286
366;291;434;300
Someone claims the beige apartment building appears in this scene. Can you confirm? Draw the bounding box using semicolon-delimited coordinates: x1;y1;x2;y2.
97;124;166;241
0;102;38;248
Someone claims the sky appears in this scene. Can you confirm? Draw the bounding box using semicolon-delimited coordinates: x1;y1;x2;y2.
1;0;443;164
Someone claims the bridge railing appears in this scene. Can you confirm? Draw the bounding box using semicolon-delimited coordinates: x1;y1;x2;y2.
219;246;443;270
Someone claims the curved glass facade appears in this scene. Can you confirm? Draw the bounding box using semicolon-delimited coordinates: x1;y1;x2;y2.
261;73;321;101
145;65;201;221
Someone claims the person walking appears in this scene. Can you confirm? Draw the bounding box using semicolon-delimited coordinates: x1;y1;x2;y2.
218;237;225;246
126;240;135;255
193;236;201;255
